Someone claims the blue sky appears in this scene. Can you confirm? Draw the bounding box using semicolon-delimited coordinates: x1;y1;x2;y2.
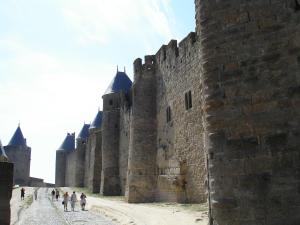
0;0;195;183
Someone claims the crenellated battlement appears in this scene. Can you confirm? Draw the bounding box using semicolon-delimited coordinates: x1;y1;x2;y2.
133;55;156;81
134;32;197;79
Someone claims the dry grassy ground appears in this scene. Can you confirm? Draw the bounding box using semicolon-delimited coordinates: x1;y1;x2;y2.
65;187;209;225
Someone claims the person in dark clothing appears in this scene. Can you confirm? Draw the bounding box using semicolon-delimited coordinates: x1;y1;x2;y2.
55;189;60;201
21;188;25;200
51;189;55;201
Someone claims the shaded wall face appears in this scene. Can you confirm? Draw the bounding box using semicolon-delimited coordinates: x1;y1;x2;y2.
119;102;131;195
84;137;92;187
75;140;86;187
65;150;77;187
85;128;102;193
198;0;300;224
126;57;158;203
155;37;206;203
0;162;13;225
101;93;121;195
55;150;66;187
4;146;31;185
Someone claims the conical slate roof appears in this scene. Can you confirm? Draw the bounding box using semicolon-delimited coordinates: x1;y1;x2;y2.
7;126;27;146
90;111;103;129
104;71;132;95
58;133;75;151
77;124;90;139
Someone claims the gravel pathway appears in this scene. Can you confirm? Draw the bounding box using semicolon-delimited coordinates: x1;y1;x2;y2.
15;188;116;225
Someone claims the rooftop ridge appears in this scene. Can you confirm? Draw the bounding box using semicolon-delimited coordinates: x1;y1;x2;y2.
77;123;90;139
7;126;27;147
58;132;75;151
103;71;132;96
90;111;103;129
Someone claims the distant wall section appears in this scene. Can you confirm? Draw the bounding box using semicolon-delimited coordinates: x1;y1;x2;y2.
4;146;31;186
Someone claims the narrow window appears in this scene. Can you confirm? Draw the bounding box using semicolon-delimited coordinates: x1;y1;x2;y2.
185;90;192;110
109;99;113;105
166;106;171;122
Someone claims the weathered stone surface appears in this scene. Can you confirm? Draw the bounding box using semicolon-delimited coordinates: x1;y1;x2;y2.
126;56;158;203
197;0;300;224
85;128;102;193
101;92;121;196
0;162;13;225
4;145;30;185
55;150;66;187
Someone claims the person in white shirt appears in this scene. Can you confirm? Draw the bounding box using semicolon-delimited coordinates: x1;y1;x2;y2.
70;191;77;211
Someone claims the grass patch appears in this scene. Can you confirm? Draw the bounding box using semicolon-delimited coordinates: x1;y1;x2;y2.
24;195;33;208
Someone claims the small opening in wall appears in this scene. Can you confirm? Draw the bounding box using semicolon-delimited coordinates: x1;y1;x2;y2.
166;106;172;122
109;99;113;105
185;90;192;110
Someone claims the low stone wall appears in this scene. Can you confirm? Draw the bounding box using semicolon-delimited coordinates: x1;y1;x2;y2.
0;162;14;225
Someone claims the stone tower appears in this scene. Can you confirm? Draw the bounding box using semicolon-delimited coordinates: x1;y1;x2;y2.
4;125;31;185
126;56;157;203
195;0;300;224
101;70;132;195
75;123;90;187
85;110;103;193
55;133;75;187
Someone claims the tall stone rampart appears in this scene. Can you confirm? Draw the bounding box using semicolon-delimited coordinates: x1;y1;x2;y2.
119;93;131;195
196;0;300;224
101;92;121;195
65;150;77;186
0;162;13;225
155;33;206;203
85;128;102;193
55;150;66;187
126;56;157;203
74;140;86;187
4;146;31;185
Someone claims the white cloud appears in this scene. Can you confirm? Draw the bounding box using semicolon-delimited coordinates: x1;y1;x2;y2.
60;0;176;45
0;36;114;182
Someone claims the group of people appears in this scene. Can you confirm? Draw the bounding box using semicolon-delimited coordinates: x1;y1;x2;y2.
51;189;60;201
53;190;87;211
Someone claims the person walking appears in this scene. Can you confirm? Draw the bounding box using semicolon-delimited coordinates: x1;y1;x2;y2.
20;188;25;200
55;189;60;201
34;189;38;200
70;191;77;211
51;189;55;201
63;192;69;211
80;193;87;211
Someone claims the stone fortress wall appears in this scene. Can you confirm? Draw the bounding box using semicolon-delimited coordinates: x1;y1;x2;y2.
84;126;102;193
56;0;300;224
4;145;31;186
196;0;300;224
154;33;205;203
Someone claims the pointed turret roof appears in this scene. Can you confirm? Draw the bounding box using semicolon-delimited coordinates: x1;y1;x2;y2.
90;111;103;129
7;126;27;147
77;124;90;139
58;133;75;151
104;71;132;95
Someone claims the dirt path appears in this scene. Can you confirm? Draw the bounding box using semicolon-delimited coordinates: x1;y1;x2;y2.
11;187;116;225
63;187;209;225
